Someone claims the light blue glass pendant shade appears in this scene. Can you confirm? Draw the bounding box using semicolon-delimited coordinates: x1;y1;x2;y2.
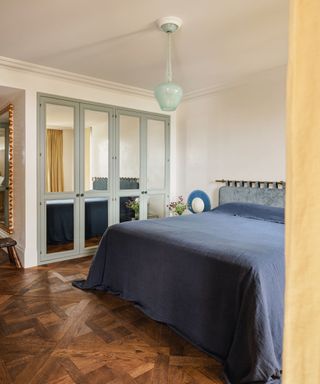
155;23;183;111
154;82;183;111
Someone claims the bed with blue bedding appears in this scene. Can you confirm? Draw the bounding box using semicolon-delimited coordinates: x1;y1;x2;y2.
74;198;284;384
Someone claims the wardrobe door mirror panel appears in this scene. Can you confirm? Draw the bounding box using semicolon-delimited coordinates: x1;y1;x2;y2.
147;119;166;191
119;115;140;190
46;199;75;254
84;197;108;248
84;110;109;192
45;104;75;193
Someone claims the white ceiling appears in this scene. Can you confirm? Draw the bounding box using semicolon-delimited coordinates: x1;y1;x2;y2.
0;0;288;93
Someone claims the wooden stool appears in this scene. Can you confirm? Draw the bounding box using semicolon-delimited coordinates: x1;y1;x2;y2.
0;237;22;269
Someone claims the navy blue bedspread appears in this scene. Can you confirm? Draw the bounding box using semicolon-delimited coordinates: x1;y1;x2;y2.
73;203;284;384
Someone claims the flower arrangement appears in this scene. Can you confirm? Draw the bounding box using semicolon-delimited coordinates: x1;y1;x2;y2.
167;196;187;216
126;198;140;220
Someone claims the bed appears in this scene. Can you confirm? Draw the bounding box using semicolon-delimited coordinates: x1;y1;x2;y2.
73;183;285;384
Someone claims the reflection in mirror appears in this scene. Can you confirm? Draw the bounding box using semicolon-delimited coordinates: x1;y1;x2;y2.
84;110;109;191
46;199;75;254
148;195;166;219
0;104;13;233
119;115;140;189
85;198;108;248
120;196;139;222
45;104;74;193
147;120;166;190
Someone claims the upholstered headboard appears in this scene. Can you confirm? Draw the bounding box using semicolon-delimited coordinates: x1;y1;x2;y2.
217;180;285;208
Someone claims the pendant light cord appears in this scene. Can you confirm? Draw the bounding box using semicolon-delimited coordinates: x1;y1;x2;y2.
166;32;173;82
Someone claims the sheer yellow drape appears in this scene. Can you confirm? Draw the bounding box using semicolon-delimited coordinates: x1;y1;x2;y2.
283;0;320;382
46;129;64;193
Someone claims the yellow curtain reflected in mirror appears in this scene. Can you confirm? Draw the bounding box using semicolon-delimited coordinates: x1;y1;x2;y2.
46;129;64;192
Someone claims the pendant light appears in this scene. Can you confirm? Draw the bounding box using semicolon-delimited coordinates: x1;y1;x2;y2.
154;16;183;111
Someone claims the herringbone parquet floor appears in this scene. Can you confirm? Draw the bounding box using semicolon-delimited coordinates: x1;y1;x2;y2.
0;251;224;384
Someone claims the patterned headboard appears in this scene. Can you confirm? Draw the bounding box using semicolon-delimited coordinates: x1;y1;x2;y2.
217;180;285;208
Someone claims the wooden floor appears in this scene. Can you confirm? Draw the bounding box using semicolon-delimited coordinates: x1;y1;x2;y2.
0;251;224;384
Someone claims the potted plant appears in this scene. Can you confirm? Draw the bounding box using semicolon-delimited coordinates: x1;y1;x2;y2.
126;198;140;220
167;196;187;216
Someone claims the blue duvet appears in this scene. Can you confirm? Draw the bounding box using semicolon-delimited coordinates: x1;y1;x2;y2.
74;203;284;384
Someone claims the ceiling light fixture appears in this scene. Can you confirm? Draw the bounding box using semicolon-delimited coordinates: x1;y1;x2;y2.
154;16;183;111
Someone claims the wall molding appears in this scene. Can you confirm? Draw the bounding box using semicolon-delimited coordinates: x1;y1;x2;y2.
0;56;154;98
183;65;287;101
0;55;286;102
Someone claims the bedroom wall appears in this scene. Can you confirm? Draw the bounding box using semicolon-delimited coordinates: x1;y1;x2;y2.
0;60;176;267
176;66;286;206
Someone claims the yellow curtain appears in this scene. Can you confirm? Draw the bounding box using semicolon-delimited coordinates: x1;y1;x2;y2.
46;129;64;193
283;0;320;382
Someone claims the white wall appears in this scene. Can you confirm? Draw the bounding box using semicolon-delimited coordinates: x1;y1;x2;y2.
176;67;286;206
0;60;175;267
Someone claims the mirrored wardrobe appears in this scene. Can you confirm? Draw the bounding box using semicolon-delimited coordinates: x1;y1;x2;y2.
38;95;170;263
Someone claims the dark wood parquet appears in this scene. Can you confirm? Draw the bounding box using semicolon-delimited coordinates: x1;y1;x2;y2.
0;251;224;384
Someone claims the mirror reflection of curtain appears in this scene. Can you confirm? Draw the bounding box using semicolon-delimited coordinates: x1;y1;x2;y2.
46;129;64;192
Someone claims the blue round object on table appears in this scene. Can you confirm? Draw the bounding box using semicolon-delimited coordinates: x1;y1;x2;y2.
187;190;211;213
